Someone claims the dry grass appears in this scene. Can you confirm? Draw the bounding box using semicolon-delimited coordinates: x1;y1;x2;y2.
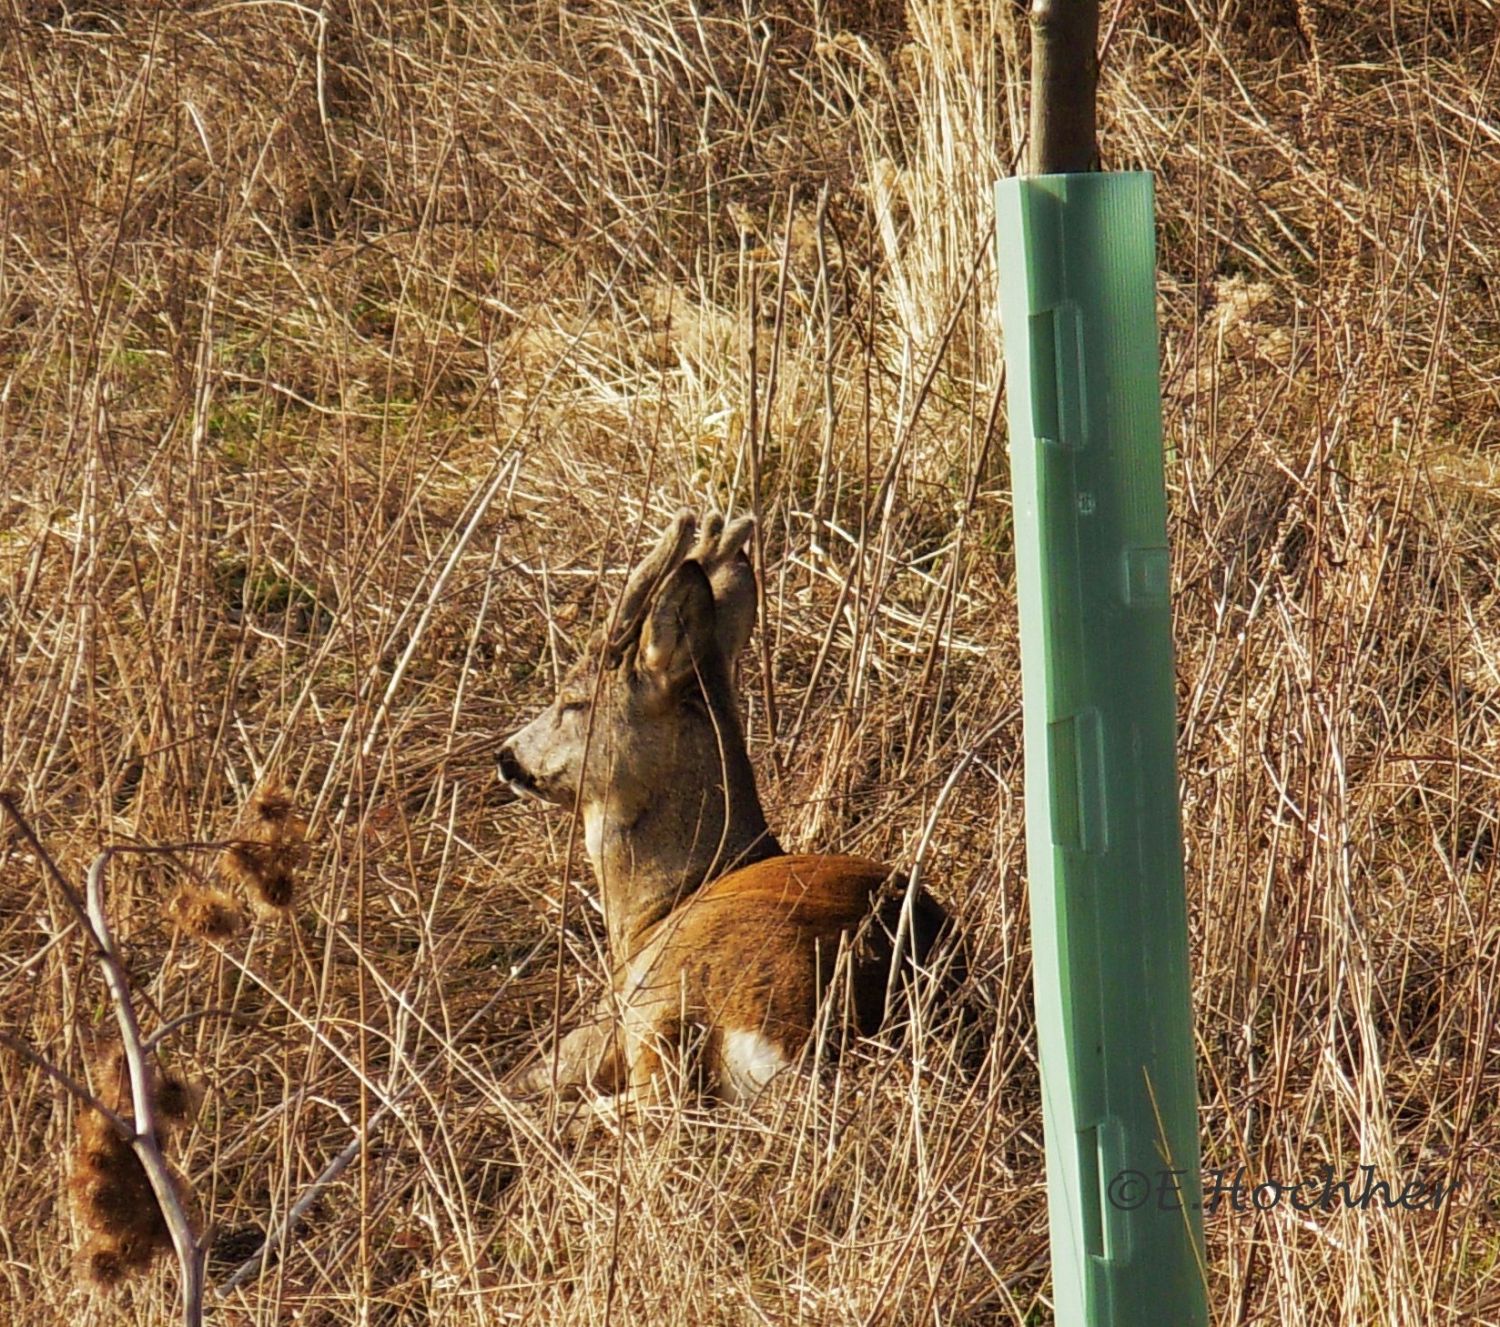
2;1;1498;1323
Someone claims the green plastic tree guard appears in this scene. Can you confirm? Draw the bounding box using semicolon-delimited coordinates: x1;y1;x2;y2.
994;171;1207;1326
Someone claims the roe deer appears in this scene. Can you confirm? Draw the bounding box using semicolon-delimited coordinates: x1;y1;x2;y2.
497;510;959;1104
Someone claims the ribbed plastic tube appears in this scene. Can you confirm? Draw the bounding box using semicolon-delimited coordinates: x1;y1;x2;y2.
995;171;1207;1327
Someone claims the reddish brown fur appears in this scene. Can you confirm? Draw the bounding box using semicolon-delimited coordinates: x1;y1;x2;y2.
637;855;952;1075
512;854;955;1103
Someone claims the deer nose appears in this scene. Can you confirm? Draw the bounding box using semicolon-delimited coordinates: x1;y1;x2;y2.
497;743;531;791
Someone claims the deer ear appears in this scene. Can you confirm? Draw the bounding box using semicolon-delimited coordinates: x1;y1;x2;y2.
638;560;717;691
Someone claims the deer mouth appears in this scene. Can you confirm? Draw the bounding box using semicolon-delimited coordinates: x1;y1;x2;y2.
497;746;568;805
497;745;538;798
505;776;553;804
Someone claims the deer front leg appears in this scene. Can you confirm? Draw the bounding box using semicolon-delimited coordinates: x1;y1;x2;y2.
507;1011;626;1101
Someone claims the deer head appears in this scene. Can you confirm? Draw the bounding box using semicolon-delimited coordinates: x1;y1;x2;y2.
498;511;781;956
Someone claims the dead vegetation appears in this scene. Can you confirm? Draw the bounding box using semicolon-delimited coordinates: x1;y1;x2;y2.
1;1;1497;1323
68;1045;195;1291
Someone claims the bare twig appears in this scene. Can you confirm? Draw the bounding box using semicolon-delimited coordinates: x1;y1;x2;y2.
1;796;208;1325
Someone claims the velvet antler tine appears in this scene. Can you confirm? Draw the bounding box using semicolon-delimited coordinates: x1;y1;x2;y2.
610;509;697;650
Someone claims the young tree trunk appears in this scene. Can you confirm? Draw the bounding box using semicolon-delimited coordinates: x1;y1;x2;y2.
1028;0;1101;174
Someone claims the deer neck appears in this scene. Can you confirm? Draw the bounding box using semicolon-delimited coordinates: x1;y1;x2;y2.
585;694;783;957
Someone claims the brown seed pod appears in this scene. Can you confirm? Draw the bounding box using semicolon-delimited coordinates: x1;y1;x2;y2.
69;1046;196;1289
166;883;246;941
68;1112;170;1251
221;841;301;914
153;1069;203;1129
246;784;308;841
76;1105;122;1171
66;1039;203;1296
219;780;308;915
115;1228;164;1271
89;1046;134;1118
77;1233;131;1290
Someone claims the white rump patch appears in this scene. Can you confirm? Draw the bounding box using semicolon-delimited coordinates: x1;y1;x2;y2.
719;1028;791;1103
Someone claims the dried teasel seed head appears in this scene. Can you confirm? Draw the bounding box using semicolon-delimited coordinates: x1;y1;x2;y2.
75;1119;126;1176
77;1233;130;1290
93;1046;132;1114
153;1070;203;1128
220;781;308;916
222;841;302;915
69;1124;167;1246
245;782;308;846
166;883;245;941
